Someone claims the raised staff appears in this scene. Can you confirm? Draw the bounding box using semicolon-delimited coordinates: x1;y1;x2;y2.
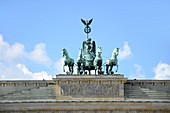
81;18;93;39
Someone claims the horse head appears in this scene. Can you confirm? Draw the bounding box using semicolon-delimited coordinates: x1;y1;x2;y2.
115;47;119;56
94;47;102;62
62;48;68;57
111;48;119;59
97;47;102;56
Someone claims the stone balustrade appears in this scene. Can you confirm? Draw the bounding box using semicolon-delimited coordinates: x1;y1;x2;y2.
125;80;170;100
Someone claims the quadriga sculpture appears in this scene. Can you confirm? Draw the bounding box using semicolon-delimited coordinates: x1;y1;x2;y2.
106;48;119;75
61;19;120;75
62;48;74;74
94;47;103;75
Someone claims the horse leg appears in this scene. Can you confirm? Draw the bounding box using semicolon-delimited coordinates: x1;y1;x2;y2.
68;66;71;74
89;69;91;75
83;66;85;75
97;65;99;75
115;64;118;72
77;67;80;75
81;64;85;75
71;65;74;74
97;66;99;75
95;65;97;75
95;68;96;75
106;65;109;75
77;62;80;74
99;65;102;75
109;65;113;74
80;63;84;75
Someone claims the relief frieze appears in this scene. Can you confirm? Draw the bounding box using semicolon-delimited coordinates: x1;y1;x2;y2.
60;83;120;97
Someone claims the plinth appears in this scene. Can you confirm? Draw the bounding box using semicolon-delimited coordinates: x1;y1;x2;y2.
53;74;127;101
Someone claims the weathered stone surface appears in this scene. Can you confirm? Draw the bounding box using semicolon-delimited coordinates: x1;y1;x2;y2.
61;83;119;97
0;75;170;112
0;101;170;113
0;80;56;100
53;74;127;101
125;80;170;100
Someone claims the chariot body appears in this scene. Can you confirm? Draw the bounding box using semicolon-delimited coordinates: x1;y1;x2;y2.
77;38;97;75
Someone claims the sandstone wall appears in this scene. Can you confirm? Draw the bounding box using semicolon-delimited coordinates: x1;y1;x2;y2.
0;77;170;112
125;80;170;100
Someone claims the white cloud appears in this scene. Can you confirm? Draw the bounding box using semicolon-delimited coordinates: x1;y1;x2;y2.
0;62;24;80
55;58;65;74
0;63;52;80
119;41;132;60
17;64;52;80
129;64;146;79
0;35;25;63
0;34;51;66
28;43;51;66
0;34;52;80
154;62;170;80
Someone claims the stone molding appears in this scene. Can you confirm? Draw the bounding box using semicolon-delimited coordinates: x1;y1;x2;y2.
0;102;170;113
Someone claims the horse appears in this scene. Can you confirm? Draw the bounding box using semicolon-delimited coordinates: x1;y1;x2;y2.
106;48;119;75
62;48;74;75
94;47;103;75
77;48;85;75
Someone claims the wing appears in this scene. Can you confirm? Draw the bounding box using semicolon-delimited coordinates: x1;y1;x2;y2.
81;19;86;25
88;18;93;25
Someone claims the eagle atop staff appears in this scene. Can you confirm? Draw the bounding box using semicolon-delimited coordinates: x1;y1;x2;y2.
81;18;93;28
81;18;93;36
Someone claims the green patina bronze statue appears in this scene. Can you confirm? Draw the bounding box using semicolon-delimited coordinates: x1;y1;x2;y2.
61;19;119;75
77;18;98;75
106;48;119;75
94;47;103;75
62;48;74;75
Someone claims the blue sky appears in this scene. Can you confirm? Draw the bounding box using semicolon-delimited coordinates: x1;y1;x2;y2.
0;0;170;80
